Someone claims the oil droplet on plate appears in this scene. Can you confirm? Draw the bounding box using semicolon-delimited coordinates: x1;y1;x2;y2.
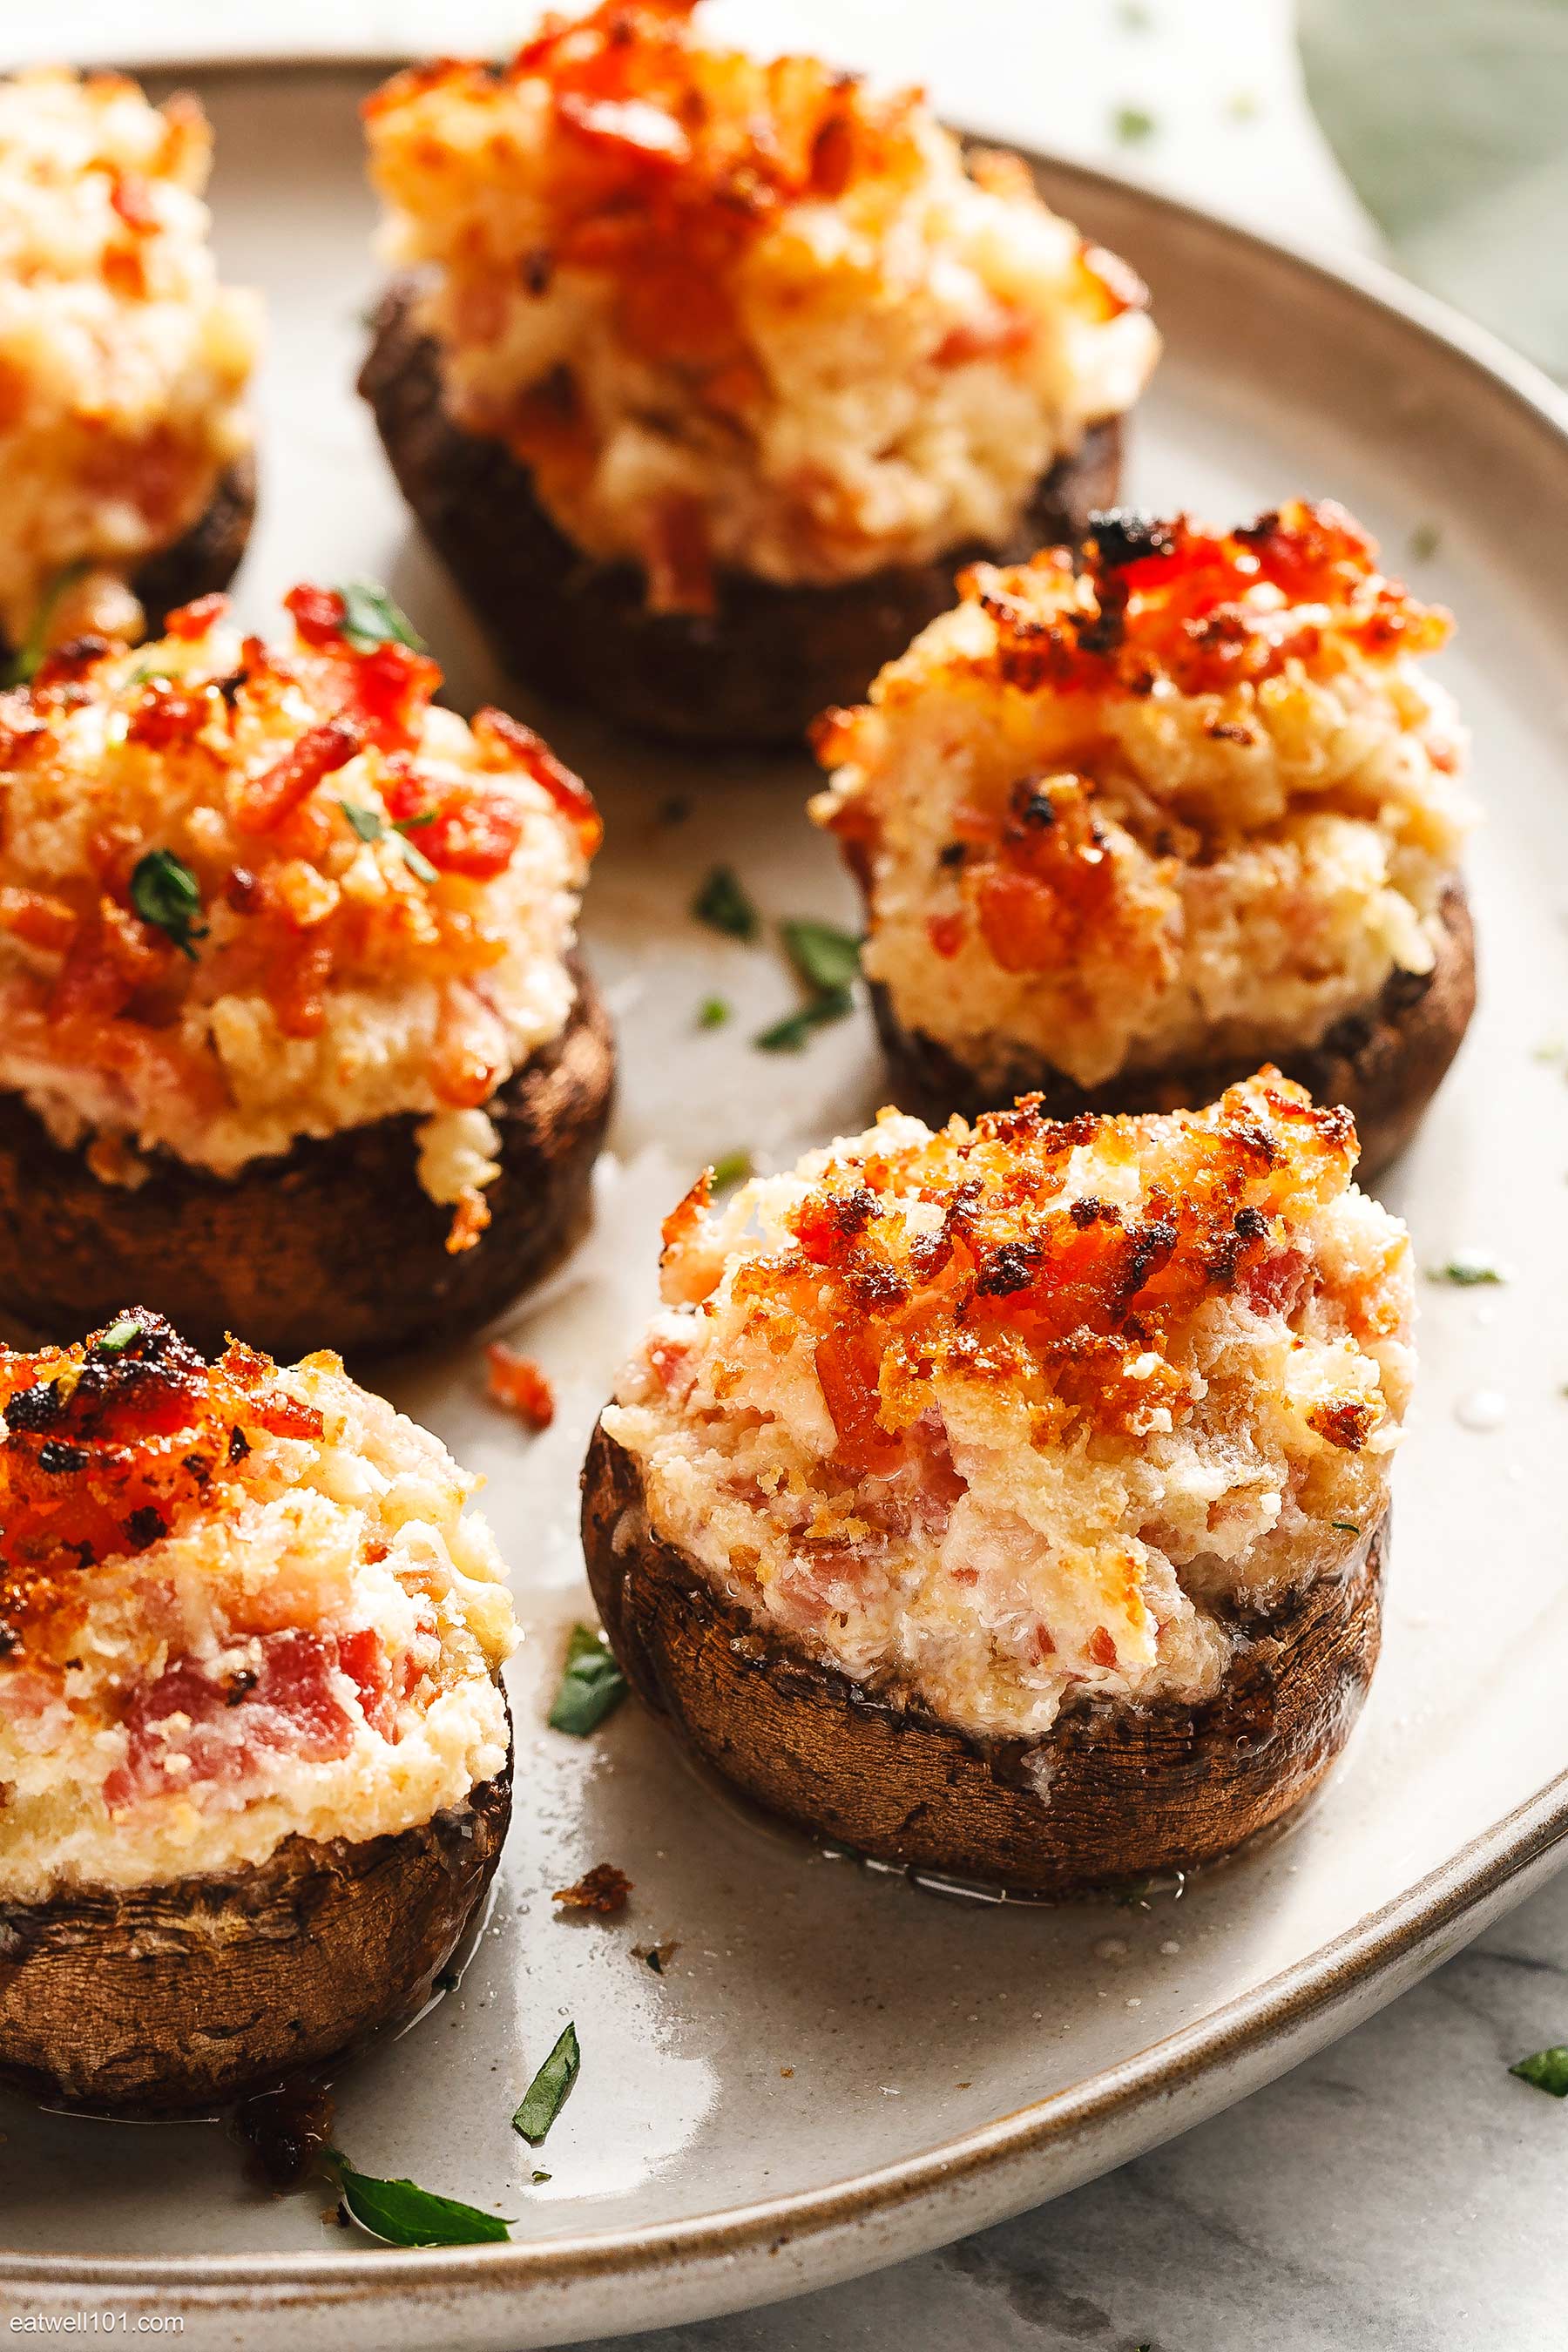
1455;1388;1506;1432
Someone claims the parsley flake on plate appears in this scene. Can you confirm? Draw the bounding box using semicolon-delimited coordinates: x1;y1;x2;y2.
549;1624;628;1736
1511;2046;1568;2097
513;2024;581;2146
331;2153;510;2247
692;865;759;941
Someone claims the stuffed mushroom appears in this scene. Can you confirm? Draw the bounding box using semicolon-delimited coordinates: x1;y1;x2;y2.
583;1073;1411;1896
0;70;260;671
0;586;612;1361
0;1309;516;2115
812;502;1476;1172
358;0;1158;745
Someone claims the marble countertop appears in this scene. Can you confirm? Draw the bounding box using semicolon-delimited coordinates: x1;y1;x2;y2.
5;5;1563;2344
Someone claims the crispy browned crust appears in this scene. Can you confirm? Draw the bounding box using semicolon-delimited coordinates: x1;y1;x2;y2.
358;279;1124;747
0;1742;510;2117
582;1421;1386;1897
0;963;614;1363
868;878;1475;1180
0;455;258;669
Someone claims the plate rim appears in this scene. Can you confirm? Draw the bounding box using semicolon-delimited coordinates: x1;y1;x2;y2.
4;87;1568;2311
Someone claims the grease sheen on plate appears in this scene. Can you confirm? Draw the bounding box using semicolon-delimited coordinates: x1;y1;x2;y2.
3;60;1568;2352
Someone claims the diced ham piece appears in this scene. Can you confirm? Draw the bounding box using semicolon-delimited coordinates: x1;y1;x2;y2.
103;1627;391;1809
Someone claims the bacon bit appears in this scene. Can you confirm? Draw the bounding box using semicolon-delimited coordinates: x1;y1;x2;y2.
472;707;604;857
282;584;348;646
33;634;112;691
417;789;526;882
269;940;332;1039
125;680;216;751
934;300;1033;367
233;718;362;836
1087;1626;1118;1669
814;1326;902;1477
485;1343;556;1429
1;1313;322;1658
0;885;78;956
446;1187;492;1255
165;592;230;641
110;172;159;232
918;502;1450;708
552;1862;632;1916
557;91;692;166
335;640;442;754
1077;240;1149;321
644;497;716;617
1308;1396;1376;1452
926;909;964;960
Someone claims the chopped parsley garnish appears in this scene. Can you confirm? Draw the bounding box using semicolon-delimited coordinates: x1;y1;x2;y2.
645;1949;664;1975
1427;1255;1506;1287
754;915;862;1050
1407;522;1443;563
130;850;208;961
330;2153;510;2246
548;1624;628;1736
754;990;854;1053
709;1151;753;1191
531;2170;551;2185
697;995;732;1030
94;1316;145;1356
512;2023;580;2146
692;864;759;941
1511;2046;1568;2097
124;661;172;688
434;1970;460;1993
5;560;90;687
780;919;862;997
1331;1521;1361;1534
335;579;427;654
337;798;439;886
1112;105;1158;144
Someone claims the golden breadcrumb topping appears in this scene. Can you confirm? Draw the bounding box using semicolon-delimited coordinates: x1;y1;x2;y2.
812;502;1474;1089
364;0;1157;598
0;1311;517;1898
0;589;598;1225
605;1074;1412;1740
0;69;259;649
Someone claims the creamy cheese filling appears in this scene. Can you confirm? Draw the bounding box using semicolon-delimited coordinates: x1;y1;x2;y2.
0;69;259;649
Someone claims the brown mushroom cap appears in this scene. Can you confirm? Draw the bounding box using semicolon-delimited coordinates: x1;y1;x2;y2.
582;1421;1386;1897
358;278;1124;748
0;1743;510;2118
0;961;614;1362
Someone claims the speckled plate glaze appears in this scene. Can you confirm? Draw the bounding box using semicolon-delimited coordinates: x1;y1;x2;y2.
3;62;1567;2352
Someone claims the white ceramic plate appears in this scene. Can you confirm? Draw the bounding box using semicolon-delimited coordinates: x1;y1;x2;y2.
3;61;1568;2352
